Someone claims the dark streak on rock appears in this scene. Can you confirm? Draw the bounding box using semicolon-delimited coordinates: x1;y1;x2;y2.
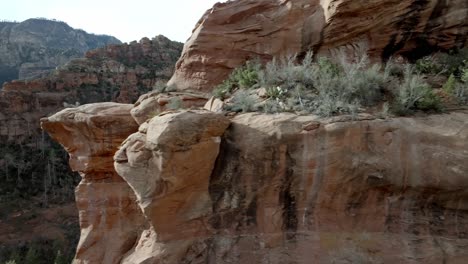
246;195;257;226
382;0;431;60
208;136;243;229
401;0;462;60
279;151;298;240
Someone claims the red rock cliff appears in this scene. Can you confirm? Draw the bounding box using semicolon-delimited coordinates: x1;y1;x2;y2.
168;0;468;92
42;106;468;263
41;103;146;263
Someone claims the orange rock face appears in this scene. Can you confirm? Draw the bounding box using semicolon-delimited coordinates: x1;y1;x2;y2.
44;105;468;263
41;103;146;263
114;110;230;263
168;0;468;92
203;112;468;263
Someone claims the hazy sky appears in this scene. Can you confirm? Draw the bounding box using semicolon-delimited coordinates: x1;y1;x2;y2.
1;0;223;43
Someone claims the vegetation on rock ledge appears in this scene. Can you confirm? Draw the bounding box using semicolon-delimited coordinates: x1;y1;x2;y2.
214;48;468;117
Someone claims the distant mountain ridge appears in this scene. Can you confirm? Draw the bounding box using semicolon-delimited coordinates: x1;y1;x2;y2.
0;18;121;85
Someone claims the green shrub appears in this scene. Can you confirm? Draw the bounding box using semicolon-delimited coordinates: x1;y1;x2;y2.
462;67;468;83
215;50;457;116
212;79;234;99
438;49;468;77
259;52;315;91
265;86;286;99
262;99;283;113
317;56;341;77
234;60;261;88
305;54;386;116
443;74;456;93
227;91;257;113
213;60;261;99
384;57;405;78
392;67;441;115
415;56;441;74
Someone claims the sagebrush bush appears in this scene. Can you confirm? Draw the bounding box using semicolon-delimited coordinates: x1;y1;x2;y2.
302;54;387;116
392;66;441;115
214;50;466;116
262;99;283;113
259;53;315;90
453;82;468;104
227;91;257;113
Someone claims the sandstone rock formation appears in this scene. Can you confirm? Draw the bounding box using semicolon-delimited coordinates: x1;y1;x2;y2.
41;103;146;263
168;0;468;92
0;35;182;261
130;91;209;125
43;105;468;263
0;18;120;85
115;110;230;263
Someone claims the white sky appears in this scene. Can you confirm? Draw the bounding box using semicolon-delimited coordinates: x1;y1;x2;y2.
1;0;224;43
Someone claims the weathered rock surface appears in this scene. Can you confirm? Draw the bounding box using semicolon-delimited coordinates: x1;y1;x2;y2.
41;103;146;263
168;0;468;92
130;91;209;125
203;112;468;263
44;104;468;263
0;18;120;84
115;110;230;263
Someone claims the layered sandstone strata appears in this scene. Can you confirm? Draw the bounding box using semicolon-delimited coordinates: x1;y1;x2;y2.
41;103;146;263
43;105;468;263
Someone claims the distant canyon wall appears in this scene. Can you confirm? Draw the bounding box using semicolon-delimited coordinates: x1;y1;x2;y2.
0;18;121;84
0;35;182;142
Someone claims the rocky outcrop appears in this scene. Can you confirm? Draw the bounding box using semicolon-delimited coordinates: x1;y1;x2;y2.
0;35;182;262
42;105;468;263
115;111;230;263
41;103;146;263
130;91;209;125
168;0;468;92
0;18;121;84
